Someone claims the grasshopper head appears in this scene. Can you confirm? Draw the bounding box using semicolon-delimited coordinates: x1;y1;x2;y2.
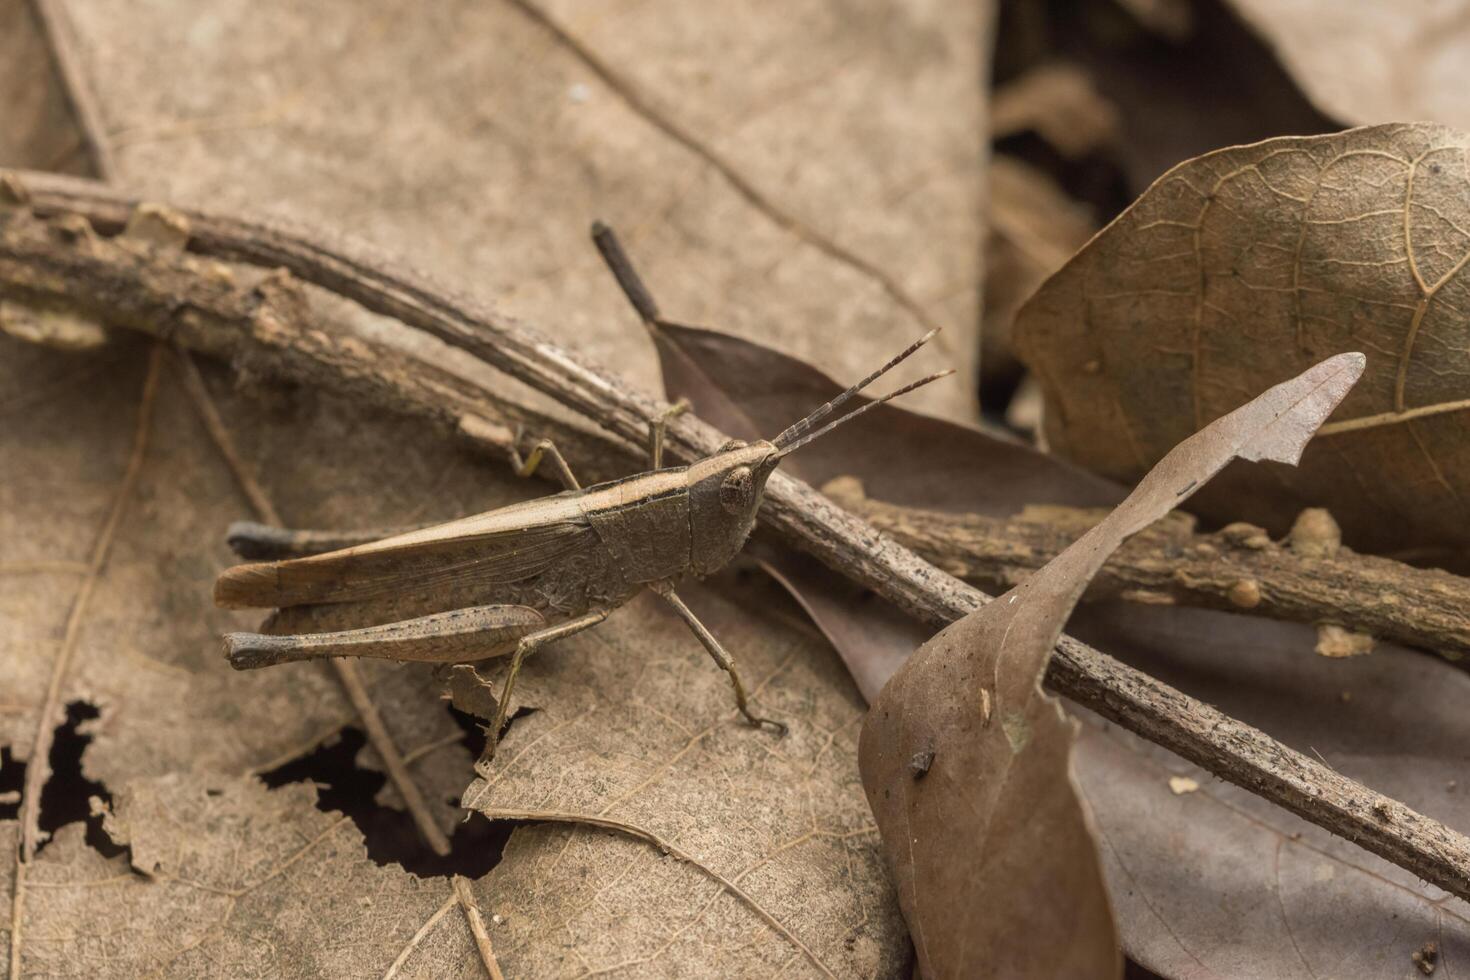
686;440;783;576
683;330;953;577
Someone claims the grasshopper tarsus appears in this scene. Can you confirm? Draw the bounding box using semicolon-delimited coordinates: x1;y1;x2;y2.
486;609;610;760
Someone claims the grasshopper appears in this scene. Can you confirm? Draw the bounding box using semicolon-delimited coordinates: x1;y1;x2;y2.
214;225;951;746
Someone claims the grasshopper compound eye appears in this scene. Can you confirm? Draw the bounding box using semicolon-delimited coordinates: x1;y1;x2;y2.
720;466;754;515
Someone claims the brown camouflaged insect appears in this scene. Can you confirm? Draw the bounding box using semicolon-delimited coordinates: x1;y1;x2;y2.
214;225;951;749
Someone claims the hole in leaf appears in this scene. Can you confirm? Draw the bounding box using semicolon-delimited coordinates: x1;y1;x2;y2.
0;745;23;821
35;701;123;858
259;704;531;879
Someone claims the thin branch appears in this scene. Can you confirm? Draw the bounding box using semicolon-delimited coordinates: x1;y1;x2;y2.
824;478;1470;659
381;893;458;980
5;172;1470;903
452;876;505;980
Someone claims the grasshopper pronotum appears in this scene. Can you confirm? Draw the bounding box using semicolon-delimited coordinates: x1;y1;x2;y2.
214;226;951;746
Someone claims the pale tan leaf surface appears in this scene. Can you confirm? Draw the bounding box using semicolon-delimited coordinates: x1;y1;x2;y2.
15;775;458;978
1071;601;1470;978
857;355;1361;980
1015;123;1470;557
459;580;905;978
0;337;493;804
1229;0;1470;131
0;333;518;976
63;0;985;420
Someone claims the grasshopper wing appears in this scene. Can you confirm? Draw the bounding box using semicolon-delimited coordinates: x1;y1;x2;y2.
214;507;595;610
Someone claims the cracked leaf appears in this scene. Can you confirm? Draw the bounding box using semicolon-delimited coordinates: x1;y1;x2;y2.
2;0;982;967
1015;123;1470;557
858;354;1361;979
0;332;504;975
12;774;470;977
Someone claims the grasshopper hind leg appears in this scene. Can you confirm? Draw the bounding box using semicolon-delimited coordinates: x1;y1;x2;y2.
653;586;787;736
224;604;546;669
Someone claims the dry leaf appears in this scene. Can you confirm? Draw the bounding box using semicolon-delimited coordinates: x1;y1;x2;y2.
1015;123;1470;557
2;0;991;967
1;328;908;974
0;333;516;975
1228;0;1470;130
11;775;468;977
62;0;986;420
858;353;1362;979
1070;601;1470;977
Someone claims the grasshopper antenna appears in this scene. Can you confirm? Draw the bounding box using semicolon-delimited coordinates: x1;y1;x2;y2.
771;328;941;450
775;368;954;457
591;221;662;325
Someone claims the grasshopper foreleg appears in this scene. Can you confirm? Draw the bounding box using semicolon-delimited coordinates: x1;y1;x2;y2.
653;587;787;735
224;604;545;669
487;609;610;756
508;427;581;491
648;398;690;469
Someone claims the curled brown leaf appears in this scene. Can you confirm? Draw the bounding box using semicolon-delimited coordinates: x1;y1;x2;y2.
858;353;1363;980
1016;123;1470;558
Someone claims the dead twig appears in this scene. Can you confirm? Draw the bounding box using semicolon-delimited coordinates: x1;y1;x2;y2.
5;171;1470;902
824;478;1470;661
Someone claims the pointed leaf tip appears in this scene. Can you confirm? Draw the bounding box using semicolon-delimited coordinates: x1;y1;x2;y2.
1238;352;1365;467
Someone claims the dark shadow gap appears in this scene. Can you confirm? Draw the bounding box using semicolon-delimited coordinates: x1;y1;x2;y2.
33;701;123;857
0;744;23;821
259;704;533;879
